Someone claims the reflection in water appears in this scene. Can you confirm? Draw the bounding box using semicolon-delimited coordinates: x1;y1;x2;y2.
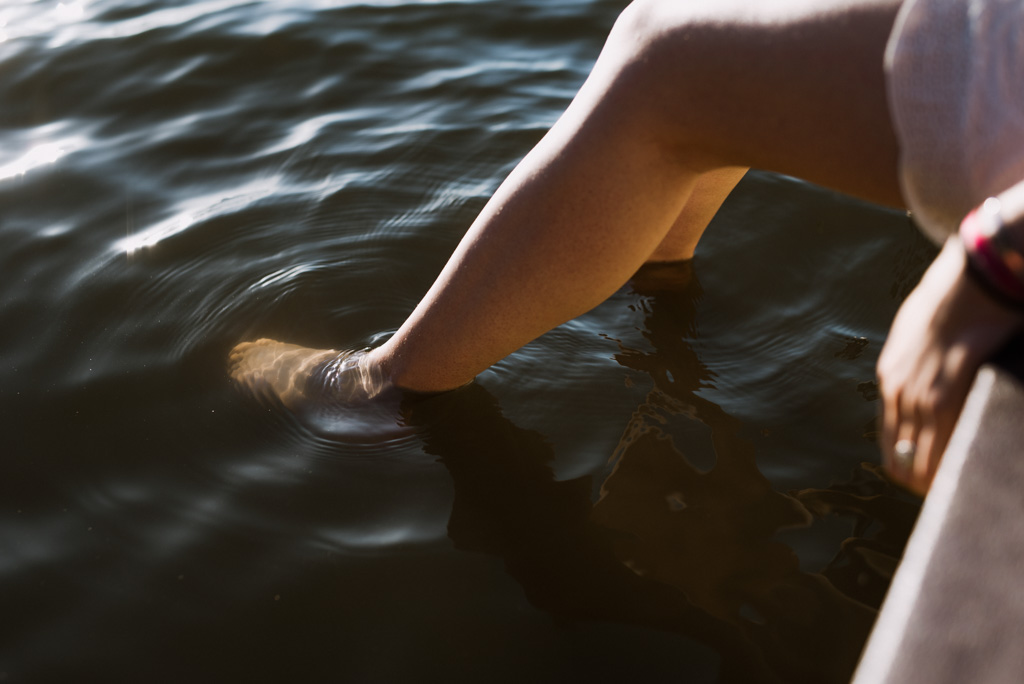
405;263;918;684
0;0;932;680
117;175;289;253
0;136;84;181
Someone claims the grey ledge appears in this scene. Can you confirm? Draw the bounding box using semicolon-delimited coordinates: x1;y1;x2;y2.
853;341;1024;684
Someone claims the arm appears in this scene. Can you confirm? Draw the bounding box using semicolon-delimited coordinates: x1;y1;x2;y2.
877;182;1024;495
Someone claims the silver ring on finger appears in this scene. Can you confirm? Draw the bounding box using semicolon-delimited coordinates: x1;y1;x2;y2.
894;439;917;470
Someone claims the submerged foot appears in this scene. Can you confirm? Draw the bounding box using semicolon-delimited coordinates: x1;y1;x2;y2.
229;338;388;414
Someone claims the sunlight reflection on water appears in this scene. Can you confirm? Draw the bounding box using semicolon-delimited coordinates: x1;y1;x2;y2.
0;135;86;181
0;0;930;681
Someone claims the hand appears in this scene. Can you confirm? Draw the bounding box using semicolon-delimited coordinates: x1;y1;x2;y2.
877;237;1024;495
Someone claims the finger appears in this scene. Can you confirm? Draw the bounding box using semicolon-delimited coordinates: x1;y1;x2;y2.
892;425;919;482
888;386;921;486
917;417;955;493
879;383;900;467
907;425;938;496
908;373;972;493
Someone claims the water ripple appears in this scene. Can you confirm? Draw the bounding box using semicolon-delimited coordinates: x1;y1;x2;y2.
0;3;928;681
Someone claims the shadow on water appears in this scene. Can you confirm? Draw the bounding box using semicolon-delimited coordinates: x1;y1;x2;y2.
0;174;929;684
404;262;920;684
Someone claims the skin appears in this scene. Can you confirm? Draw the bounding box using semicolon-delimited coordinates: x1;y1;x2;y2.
231;0;1022;495
363;0;903;396
878;184;1024;495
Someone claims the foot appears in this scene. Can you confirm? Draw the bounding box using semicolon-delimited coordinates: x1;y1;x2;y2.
229;338;408;441
229;338;388;413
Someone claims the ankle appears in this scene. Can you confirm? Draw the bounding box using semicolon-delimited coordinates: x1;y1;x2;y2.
364;342;470;395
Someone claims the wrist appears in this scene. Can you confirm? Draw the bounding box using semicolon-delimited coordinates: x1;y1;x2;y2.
959;198;1024;309
936;239;1024;371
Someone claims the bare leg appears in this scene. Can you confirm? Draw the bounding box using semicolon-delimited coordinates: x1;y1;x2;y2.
231;0;904;400
647;167;748;263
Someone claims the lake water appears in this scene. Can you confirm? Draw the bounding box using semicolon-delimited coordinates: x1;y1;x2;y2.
0;1;934;682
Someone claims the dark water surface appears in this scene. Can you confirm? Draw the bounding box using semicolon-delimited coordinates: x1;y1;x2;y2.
1;1;934;681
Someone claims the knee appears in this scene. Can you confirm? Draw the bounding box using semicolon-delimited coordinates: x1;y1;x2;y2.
612;0;663;39
610;0;737;56
609;0;687;60
603;0;749;95
596;0;742;153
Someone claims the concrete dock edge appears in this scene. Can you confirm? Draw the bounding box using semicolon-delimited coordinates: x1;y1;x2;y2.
853;341;1024;684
